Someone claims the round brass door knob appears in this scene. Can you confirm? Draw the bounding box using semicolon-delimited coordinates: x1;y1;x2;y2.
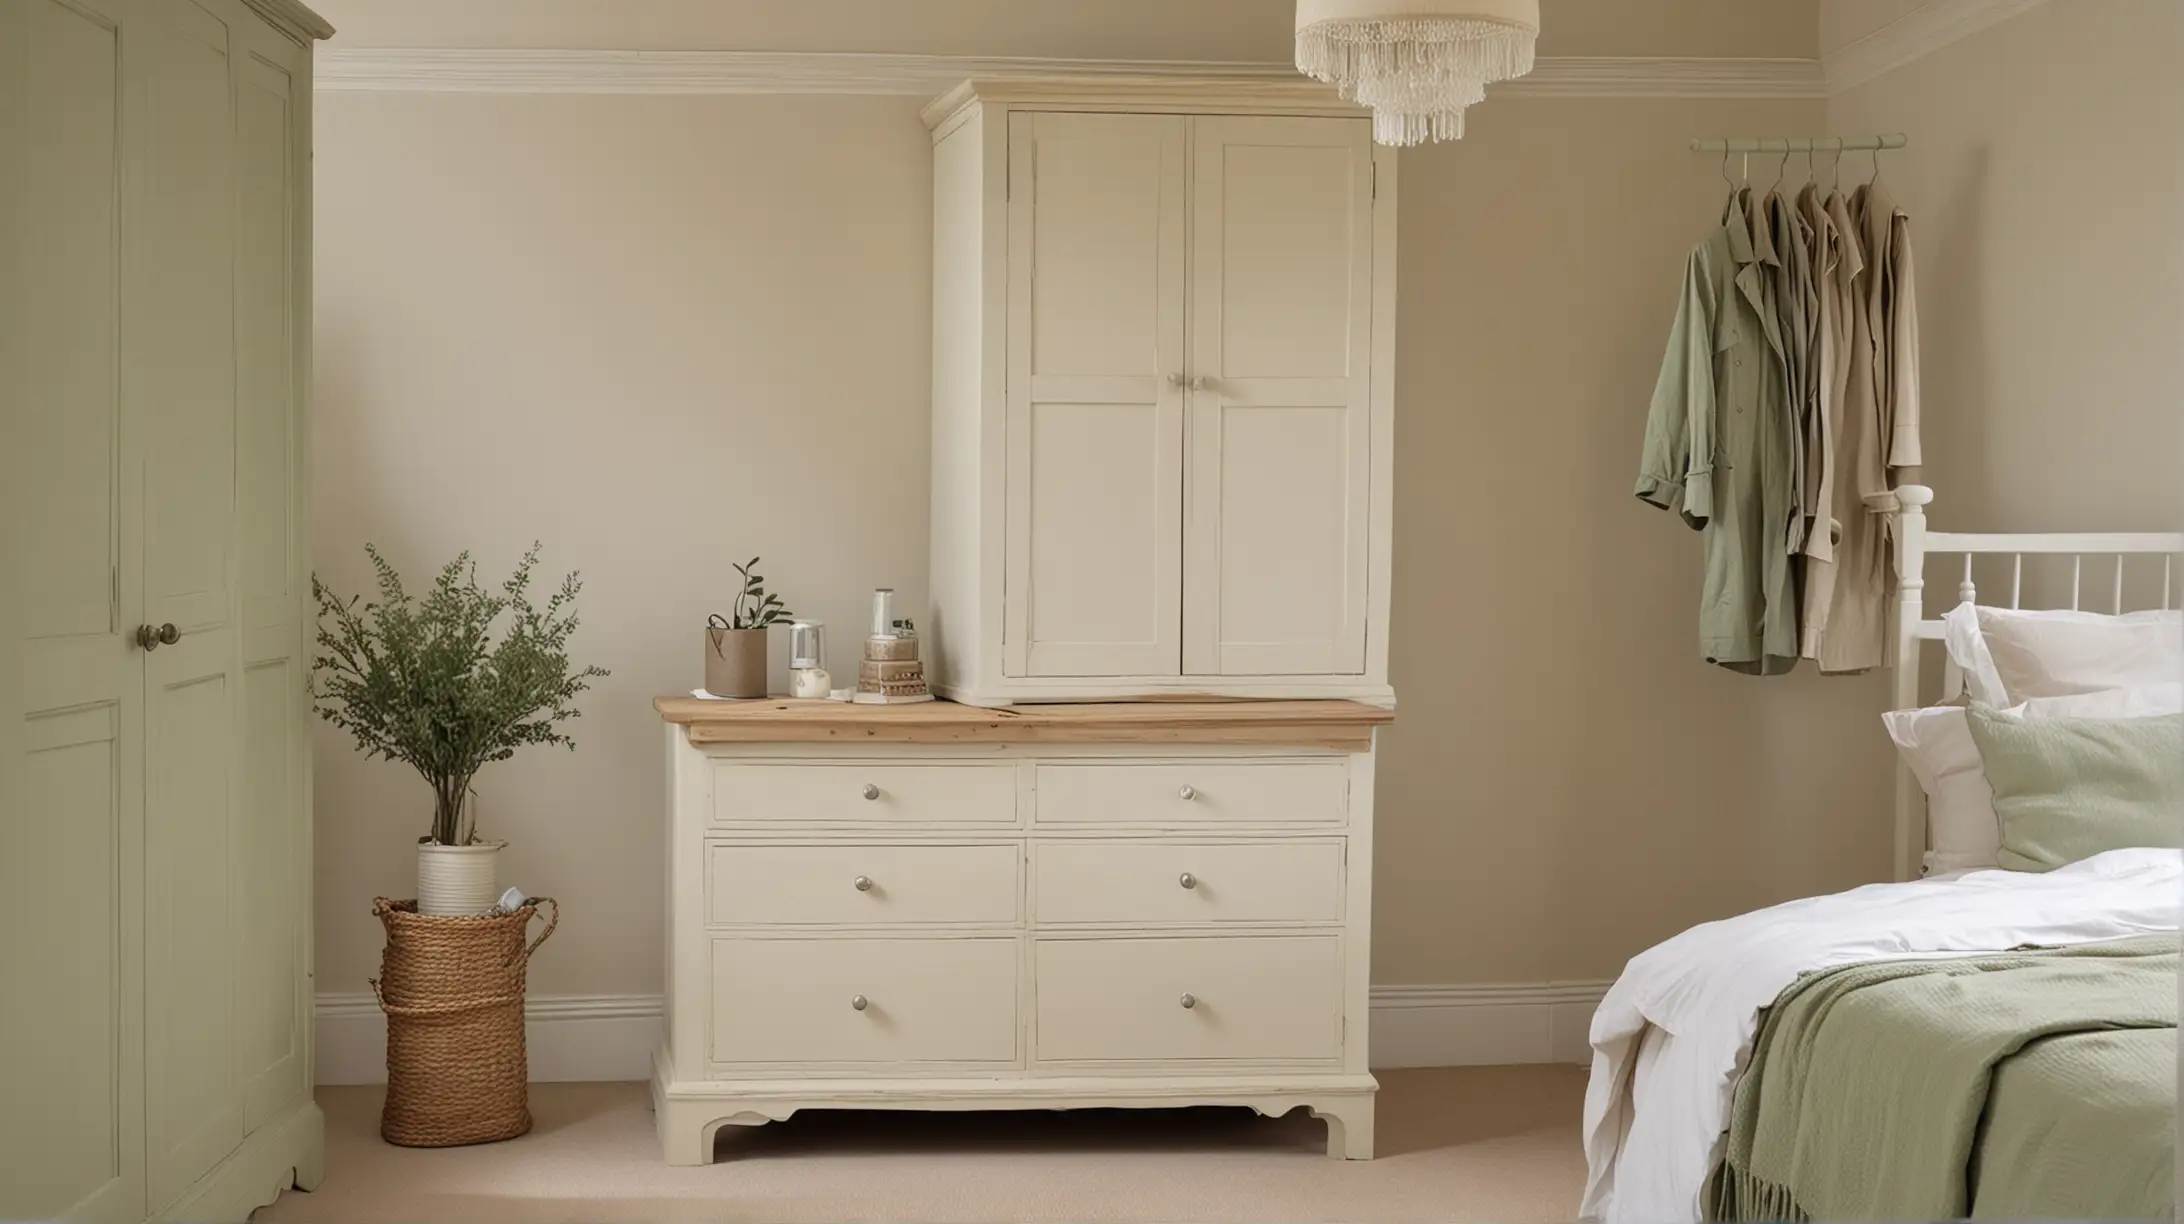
136;623;180;651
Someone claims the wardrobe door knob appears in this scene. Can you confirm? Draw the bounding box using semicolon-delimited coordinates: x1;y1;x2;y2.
853;875;874;892
1178;872;1197;890
851;995;869;1012
1179;993;1198;1010
862;783;880;801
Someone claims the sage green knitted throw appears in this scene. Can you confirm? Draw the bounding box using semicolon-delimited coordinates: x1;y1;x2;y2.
1709;935;2177;1222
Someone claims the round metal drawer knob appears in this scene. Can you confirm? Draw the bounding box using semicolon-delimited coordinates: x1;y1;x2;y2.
862;783;881;801
1179;993;1198;1010
851;994;869;1012
854;875;874;892
1178;785;1196;801
1178;872;1197;890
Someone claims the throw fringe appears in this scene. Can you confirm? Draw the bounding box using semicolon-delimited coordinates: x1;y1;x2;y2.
1707;1159;1812;1224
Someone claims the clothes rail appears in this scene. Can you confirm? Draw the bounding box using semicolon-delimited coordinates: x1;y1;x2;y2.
1688;134;1908;154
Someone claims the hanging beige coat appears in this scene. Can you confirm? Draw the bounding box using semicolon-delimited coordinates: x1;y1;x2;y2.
1798;185;1857;659
1817;177;1922;674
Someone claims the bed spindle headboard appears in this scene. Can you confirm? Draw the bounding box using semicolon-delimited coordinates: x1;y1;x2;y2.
1886;484;2184;881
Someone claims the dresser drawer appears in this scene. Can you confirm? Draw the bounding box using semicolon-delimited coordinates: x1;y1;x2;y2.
1034;761;1346;825
1033;936;1342;1064
708;843;1020;927
712;762;1017;825
710;937;1018;1066
1034;840;1343;926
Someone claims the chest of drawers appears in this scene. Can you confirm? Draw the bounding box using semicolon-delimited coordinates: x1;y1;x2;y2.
651;698;1389;1164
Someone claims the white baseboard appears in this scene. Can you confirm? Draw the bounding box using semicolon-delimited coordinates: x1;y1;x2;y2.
1366;980;1610;1070
315;993;668;1086
316;981;1608;1085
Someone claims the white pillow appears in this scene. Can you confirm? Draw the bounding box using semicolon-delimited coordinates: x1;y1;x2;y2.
1942;601;2183;706
1883;682;2183;873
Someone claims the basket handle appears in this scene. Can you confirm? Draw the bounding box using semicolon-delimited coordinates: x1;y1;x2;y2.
369;976;522;1019
510;896;558;970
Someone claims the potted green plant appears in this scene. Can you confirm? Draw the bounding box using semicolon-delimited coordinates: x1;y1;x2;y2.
705;556;792;698
313;544;608;915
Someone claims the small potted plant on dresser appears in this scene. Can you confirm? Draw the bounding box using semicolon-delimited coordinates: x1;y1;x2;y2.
704;556;793;699
313;544;608;915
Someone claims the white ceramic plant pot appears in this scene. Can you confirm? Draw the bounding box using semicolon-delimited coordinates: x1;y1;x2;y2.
416;840;505;916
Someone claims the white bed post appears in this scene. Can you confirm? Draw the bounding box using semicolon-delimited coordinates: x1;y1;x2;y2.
1890;484;1934;881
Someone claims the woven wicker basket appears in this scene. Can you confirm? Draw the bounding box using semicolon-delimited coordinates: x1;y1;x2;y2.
371;895;558;1147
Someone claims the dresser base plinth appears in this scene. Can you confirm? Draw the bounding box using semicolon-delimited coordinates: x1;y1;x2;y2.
651;1048;1376;1165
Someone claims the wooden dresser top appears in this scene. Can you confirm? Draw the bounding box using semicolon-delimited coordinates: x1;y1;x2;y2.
653;697;1392;751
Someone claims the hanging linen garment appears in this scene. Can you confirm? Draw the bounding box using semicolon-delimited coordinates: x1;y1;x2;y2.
1817;177;1923;673
1761;188;1816;558
1798;185;1861;658
1636;189;1801;674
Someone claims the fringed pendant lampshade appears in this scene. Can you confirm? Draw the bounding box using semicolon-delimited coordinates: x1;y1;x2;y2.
1295;0;1540;146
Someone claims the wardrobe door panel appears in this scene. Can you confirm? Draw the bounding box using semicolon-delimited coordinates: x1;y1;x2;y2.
233;41;308;1133
1185;118;1372;677
144;655;239;1208
0;1;145;1219
133;0;245;1207
1005;112;1186;678
137;0;235;639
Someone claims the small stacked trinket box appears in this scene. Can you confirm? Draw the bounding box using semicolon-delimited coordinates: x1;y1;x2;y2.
853;588;933;704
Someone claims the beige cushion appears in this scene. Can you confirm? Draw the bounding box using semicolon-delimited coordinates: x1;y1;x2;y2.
1884;683;2182;873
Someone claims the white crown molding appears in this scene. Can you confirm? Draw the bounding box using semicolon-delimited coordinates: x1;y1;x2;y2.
317;983;1607;1085
1515;57;1822;99
315;48;1823;100
1824;0;2053;94
242;0;334;44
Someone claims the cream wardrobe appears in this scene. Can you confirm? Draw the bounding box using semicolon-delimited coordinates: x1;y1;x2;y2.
649;75;1399;1168
926;81;1397;707
0;0;329;1220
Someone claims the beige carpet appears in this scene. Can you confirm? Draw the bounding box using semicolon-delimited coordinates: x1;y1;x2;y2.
255;1067;1585;1223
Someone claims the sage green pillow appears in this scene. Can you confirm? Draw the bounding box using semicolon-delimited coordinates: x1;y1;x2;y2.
1964;706;2184;872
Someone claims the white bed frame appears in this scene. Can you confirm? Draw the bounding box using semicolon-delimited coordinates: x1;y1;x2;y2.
1887;483;2184;880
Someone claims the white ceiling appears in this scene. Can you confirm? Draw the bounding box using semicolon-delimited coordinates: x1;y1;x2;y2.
311;0;1822;60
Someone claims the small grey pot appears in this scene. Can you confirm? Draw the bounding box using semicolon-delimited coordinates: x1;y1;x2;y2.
704;625;768;698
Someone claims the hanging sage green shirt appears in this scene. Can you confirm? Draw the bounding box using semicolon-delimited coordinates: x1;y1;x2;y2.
1636;190;1801;674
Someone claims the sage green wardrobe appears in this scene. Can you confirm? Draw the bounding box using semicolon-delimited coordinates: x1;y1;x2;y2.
0;0;330;1219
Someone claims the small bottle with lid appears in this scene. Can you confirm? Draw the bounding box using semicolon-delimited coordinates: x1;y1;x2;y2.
788;621;830;699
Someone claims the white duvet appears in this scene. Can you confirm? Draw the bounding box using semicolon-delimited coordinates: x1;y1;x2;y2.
1580;848;2184;1224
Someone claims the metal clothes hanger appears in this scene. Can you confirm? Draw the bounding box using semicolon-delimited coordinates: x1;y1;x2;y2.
1765;145;1790;197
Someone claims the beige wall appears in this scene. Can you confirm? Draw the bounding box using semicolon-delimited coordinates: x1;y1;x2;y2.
1372;96;1906;986
312;85;1867;996
312;2;2179;998
312;94;936;995
1827;0;2183;535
